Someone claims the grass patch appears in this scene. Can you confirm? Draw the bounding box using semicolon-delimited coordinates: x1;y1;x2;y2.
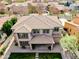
9;53;35;59
39;53;62;59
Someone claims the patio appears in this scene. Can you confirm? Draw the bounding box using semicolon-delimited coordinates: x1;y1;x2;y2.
10;43;62;53
8;43;71;59
2;38;71;59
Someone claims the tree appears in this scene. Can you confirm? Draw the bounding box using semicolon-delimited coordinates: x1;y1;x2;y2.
1;17;17;36
11;17;17;25
1;20;12;36
4;0;12;4
75;33;79;50
60;34;79;59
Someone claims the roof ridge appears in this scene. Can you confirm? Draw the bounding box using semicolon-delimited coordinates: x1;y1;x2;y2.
12;15;34;29
34;15;51;28
14;25;30;33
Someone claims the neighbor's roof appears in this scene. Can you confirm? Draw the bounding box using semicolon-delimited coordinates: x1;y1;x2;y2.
71;16;79;25
0;16;10;29
29;35;55;44
6;2;28;7
12;14;62;33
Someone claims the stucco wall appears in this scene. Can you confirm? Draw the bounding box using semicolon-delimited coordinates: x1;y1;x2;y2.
64;22;79;35
14;29;61;47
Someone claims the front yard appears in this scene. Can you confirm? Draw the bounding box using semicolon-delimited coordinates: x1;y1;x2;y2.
39;53;62;59
9;53;35;59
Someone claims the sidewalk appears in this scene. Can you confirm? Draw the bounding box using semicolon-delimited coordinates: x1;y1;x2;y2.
0;34;13;59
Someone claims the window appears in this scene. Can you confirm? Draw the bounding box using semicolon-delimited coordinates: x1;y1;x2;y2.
43;29;49;33
70;29;71;32
32;29;40;34
17;33;28;39
20;41;29;46
53;27;59;32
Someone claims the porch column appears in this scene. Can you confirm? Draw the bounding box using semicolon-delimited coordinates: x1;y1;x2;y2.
51;44;53;50
49;29;53;35
40;29;43;34
30;44;32;50
14;33;20;47
28;33;32;40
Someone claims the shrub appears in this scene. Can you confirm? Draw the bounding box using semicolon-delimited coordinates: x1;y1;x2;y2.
54;58;60;59
11;17;17;25
0;49;4;55
1;20;13;36
1;17;17;36
0;45;7;55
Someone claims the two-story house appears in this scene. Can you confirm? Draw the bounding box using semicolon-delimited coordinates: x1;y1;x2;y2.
12;14;63;50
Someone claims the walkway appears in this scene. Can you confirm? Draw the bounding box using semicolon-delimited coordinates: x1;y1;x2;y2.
35;53;39;59
0;34;14;59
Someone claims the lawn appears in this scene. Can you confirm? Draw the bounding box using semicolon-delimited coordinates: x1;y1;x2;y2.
9;53;35;59
39;53;62;59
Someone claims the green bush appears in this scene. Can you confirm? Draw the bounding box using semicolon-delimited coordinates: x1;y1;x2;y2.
1;17;17;36
0;12;5;14
0;49;4;55
11;17;17;25
54;58;60;59
0;35;1;39
0;46;7;55
1;20;13;36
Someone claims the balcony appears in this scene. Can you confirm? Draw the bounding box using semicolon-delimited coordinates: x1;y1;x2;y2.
52;32;61;38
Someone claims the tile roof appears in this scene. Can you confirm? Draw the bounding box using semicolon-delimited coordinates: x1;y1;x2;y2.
0;16;10;29
14;26;30;33
72;16;79;25
29;35;55;44
12;15;62;33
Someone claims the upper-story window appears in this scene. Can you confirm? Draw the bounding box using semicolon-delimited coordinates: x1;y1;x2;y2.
53;27;59;32
17;33;28;39
32;29;40;34
43;29;49;33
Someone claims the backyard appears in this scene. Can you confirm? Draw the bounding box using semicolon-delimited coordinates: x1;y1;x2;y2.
39;53;62;59
8;53;62;59
8;53;35;59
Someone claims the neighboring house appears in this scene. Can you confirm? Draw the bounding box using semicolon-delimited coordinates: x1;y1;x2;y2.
32;3;48;14
12;0;26;3
69;3;79;11
32;0;59;3
64;15;79;35
12;14;63;50
0;16;10;29
6;3;29;15
0;2;6;14
49;4;70;14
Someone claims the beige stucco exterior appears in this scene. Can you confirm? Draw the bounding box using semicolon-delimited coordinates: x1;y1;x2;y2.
12;15;62;50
